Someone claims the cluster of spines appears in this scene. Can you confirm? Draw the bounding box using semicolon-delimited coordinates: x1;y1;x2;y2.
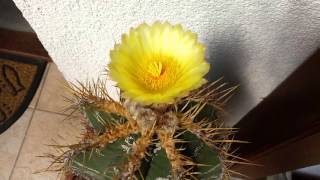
178;94;251;179
157;129;199;179
46;78;252;179
122;130;153;179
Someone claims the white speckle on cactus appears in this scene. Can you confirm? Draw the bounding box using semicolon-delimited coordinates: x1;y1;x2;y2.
153;146;162;154
193;143;204;157
121;144;131;153
125;136;135;145
121;136;135;153
113;167;120;175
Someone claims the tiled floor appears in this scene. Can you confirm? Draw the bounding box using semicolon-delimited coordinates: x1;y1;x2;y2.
0;63;82;180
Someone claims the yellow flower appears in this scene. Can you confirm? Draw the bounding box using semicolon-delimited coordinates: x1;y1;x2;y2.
108;21;210;104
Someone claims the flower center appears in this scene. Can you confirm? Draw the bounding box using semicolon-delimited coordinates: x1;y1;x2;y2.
138;57;179;92
147;61;165;78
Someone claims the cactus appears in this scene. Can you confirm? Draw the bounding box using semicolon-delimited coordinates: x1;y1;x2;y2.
48;79;248;180
47;22;250;179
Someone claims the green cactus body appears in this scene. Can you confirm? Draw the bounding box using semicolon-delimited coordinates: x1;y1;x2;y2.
66;101;226;180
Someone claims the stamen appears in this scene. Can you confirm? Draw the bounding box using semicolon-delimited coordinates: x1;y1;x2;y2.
138;57;179;91
148;61;163;77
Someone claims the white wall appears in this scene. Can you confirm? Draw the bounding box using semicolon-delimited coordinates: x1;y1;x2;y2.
12;0;320;125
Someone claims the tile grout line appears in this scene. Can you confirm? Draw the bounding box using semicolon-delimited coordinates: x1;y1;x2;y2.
8;63;51;179
35;108;72;117
33;63;51;109
8;108;36;180
35;62;75;117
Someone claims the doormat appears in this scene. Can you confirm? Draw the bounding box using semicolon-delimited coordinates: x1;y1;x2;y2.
0;52;47;134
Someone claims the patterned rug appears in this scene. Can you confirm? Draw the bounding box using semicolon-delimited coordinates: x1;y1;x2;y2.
0;52;47;134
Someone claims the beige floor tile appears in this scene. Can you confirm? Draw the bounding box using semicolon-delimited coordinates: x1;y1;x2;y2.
10;110;82;180
36;63;72;114
0;109;33;180
29;63;50;109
